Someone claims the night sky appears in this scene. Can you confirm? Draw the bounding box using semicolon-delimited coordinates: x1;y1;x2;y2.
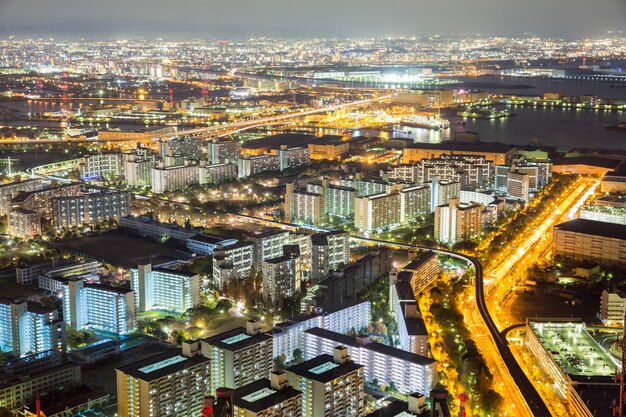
0;0;625;38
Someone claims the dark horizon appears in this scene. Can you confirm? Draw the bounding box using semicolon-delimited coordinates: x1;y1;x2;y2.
0;0;625;39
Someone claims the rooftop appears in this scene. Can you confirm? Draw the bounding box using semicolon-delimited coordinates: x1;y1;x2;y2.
554;218;626;240
287;353;363;383
203;327;271;351
405;140;516;153
304;328;436;366
116;350;208;382
233;378;301;412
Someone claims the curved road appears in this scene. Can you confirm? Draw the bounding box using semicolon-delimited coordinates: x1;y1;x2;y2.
350;236;552;416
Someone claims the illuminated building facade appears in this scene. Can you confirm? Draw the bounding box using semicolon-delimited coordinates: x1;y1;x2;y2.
212;242;255;289
354;192;401;233
79;153;123;181
52;186;131;228
201;321;273;393
0;297;65;357
434;197;481;244
130;263;200;313
286;348;364;417
233;371;302;417
62;278;136;335
116;344;210;417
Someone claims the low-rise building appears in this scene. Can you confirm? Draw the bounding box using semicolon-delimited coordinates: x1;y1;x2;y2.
553;219;626;269
186;234;238;256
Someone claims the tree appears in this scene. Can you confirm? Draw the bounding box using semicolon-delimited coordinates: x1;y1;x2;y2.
292;348;304;364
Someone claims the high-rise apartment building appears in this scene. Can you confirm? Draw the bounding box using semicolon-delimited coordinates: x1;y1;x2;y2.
62;278;136;335
271;299;371;364
130;263;200;313
79;153;123;181
0;297;65;357
52;186;131;228
600;290;626;327
400;185;431;223
262;246;301;303
304;329;437;396
208;138;242;164
248;229;291;270
151;161;201;193
354;192;401;233
434;198;481;244
286;347;364;417
233;370;302;417
205;163;238;184
506;170;530;202
201;321;273;393
212;242;255;289
310;231;350;281
0;178;44;216
116;342;210;417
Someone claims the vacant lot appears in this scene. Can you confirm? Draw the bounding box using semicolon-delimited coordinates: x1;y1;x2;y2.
53;231;186;267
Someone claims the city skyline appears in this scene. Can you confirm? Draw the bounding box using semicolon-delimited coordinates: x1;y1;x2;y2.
0;0;625;39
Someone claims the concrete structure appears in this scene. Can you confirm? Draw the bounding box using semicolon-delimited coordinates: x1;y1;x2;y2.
205;163;238;184
0;297;65;357
0;362;81;410
248;229;291;270
399;251;439;294
525;320;614;416
130;263;200;314
79;153;123;181
275;145;310;171
400;184;431;223
506;170;530;202
271;299;371;363
38;260;102;293
553;219;626;269
580;205;626;226
390;274;429;358
186;234;238;256
201;321;273;393
601;173;626;194
151;161;201;193
308;140;349;160
7;208;41;239
119;215;198;242
304;329;437;396
238;155;281;178
208;138;242;164
0;178;44;216
52;186;131;228
286;348;364;417
233;371;302;417
116;344;210;417
354;192;401;233
401;141;516;166
262;246;301;303
61;278;136;335
415;154;493;190
213;242;255;289
15;259;57;286
599;290;626;327
434;198;481;244
310;231;350;282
